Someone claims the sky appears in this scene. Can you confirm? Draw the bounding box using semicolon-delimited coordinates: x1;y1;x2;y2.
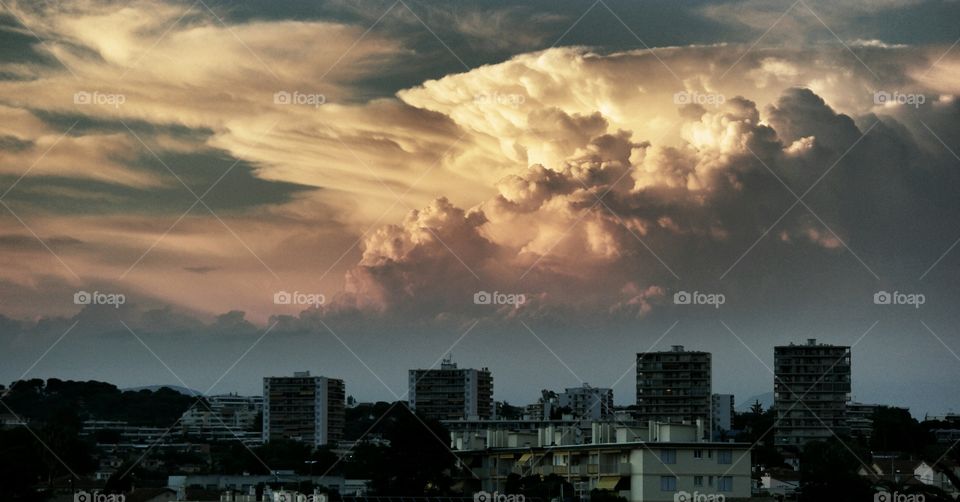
2;0;960;418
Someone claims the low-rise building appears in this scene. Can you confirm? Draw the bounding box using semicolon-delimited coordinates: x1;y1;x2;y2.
179;394;263;446
760;469;801;497
454;422;751;502
846;402;879;439
933;428;960;444
167;474;361;500
914;460;960;497
82;420;171;444
524;390;559;420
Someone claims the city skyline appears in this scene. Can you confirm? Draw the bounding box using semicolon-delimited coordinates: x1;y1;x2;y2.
0;336;938;420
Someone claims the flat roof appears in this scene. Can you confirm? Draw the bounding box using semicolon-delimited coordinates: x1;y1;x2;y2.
456;441;752;454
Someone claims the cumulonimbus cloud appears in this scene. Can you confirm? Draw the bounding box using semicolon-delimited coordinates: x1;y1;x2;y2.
333;46;960;319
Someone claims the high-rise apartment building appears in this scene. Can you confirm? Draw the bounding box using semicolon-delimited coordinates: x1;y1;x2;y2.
409;359;494;421
262;371;345;447
558;384;614;420
711;394;735;440
774;339;851;447
636;345;712;434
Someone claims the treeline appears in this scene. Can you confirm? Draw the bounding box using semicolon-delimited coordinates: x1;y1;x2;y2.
1;378;198;426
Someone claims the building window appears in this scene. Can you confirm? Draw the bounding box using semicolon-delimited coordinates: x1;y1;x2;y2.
718;476;733;492
708;476;714;486
660;476;677;492
717;450;732;464
659;449;677;464
694;476;704;487
693;449;703;459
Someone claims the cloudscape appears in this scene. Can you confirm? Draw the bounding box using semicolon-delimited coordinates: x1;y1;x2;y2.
2;1;960;500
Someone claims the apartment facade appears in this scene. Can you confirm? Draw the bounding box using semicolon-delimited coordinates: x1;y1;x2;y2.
846;402;879;439
710;394;734;440
774;339;851;447
179;394;263;444
559;385;614;421
636;346;712;434
455;422;751;502
262;372;345;447
409;359;494;420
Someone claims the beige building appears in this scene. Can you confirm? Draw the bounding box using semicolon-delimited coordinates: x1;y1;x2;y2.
454;422;751;502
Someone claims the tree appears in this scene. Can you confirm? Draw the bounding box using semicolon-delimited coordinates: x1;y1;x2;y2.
0;428;51;501
506;474;574;502
0;408;96;501
733;403;784;469
497;401;524;420
799;439;873;502
871;406;931;454
589;489;627;502
377;405;456;495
